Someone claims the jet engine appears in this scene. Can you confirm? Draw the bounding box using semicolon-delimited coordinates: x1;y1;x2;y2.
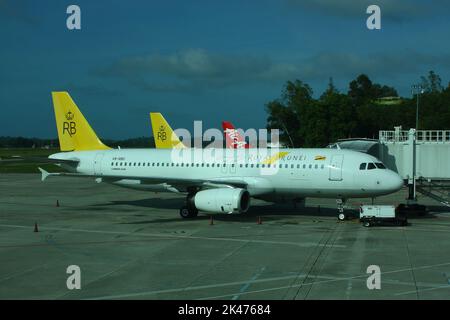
192;188;250;214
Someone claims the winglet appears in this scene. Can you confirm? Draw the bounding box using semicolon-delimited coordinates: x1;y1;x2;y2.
38;167;50;181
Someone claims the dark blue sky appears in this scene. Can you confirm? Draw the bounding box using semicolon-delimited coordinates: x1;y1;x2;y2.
1;0;450;139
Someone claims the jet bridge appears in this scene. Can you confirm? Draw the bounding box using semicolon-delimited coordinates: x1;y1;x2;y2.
331;127;450;207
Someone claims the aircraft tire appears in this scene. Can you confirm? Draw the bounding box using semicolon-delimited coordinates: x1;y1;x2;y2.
338;213;346;221
179;205;198;218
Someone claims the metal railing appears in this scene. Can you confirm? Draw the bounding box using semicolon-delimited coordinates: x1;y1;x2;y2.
379;130;450;143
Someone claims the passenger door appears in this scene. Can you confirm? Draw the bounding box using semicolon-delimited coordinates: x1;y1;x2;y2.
94;153;104;176
329;155;343;181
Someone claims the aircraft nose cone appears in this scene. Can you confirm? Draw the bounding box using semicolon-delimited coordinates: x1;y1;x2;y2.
389;172;404;191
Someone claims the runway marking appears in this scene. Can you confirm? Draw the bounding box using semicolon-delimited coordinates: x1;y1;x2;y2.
86;274;303;300
232;266;266;300
0;264;47;283
198;262;450;300
56;260;136;299
82;260;450;300
0;224;346;248
84;264;449;301
395;284;450;296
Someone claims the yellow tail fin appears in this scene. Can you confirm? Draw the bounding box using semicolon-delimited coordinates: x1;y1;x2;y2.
52;92;110;151
150;113;186;149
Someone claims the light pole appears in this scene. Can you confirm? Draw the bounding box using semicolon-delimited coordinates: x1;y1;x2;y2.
409;85;423;202
411;84;424;129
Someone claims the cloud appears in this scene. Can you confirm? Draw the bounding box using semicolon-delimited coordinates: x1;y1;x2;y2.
285;0;450;21
93;48;299;92
93;48;450;93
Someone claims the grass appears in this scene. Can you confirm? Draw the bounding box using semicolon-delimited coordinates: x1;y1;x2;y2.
0;148;64;173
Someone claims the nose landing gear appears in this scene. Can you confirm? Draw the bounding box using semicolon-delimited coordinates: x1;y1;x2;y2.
336;198;347;221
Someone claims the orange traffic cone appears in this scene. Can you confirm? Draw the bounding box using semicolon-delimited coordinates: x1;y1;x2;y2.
34;223;38;232
209;216;214;225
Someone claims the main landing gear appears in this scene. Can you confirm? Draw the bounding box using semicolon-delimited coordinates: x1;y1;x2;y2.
337;198;347;221
179;192;198;219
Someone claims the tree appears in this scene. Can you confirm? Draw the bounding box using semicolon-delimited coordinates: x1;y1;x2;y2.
348;74;373;103
420;70;443;93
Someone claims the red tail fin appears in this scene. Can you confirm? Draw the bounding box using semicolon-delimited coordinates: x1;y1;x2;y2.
222;121;250;149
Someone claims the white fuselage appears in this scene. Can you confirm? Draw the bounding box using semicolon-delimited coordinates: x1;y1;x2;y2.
50;148;404;201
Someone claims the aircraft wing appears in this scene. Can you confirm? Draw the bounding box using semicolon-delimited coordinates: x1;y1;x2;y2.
38;167;247;190
1;156;79;166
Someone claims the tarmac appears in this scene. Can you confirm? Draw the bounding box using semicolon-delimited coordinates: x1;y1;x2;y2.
0;173;449;300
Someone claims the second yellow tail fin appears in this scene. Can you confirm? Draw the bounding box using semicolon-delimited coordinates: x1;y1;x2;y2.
150;113;186;149
52;92;110;151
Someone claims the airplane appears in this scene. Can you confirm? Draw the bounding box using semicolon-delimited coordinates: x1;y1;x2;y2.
222;121;250;149
39;92;404;220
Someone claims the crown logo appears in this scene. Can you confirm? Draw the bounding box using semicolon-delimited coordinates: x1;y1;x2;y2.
157;125;167;141
65;111;74;121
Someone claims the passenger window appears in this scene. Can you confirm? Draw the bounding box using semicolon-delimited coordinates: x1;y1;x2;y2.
375;162;386;169
261;164;265;168
321;164;324;169
124;163;127;166
152;163;155;167
309;164;312;169
111;162;114;166
291;164;294;169
303;164;306;169
245;164;249;168
250;164;254;168
359;163;366;170
297;164;300;169
368;163;376;170
314;164;318;169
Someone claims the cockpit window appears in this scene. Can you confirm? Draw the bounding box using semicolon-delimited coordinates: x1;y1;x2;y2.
359;163;367;170
367;163;376;170
375;162;386;169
